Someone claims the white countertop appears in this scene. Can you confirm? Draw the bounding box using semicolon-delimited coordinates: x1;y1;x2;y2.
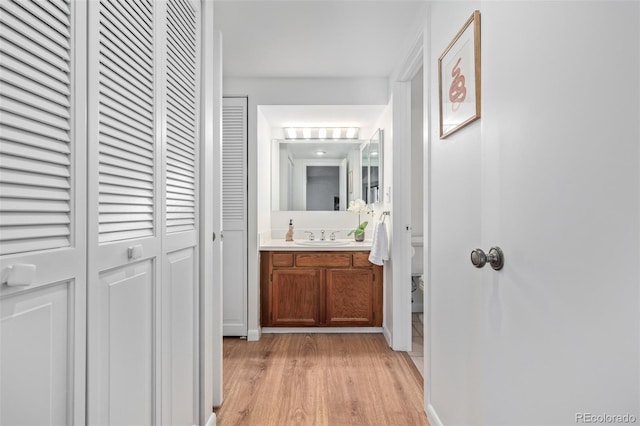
259;239;373;251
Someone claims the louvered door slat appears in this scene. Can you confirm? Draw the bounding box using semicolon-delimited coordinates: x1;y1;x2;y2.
222;101;247;223
0;0;72;256
0;68;70;107
102;2;152;50
99;212;153;224
166;106;195;141
167;86;195;124
99;66;152;109
100;143;153;167
1;10;69;58
98;0;154;243
100;164;153;184
167;141;194;162
99;114;153;150
0;211;69;226
167;12;195;52
30;0;69;28
49;0;70;16
6;1;71;38
0;24;70;73
0;140;70;165
99;7;152;65
0;153;69;178
0;169;69;189
165;0;196;234
100;154;153;176
100;84;152;124
0;49;70;94
1;97;70;131
1;84;70;120
98;34;152;91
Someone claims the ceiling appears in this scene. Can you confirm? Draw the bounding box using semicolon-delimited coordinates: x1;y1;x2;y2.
214;1;425;131
213;0;427;79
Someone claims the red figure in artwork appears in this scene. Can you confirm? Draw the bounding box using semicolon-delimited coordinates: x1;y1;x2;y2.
449;57;466;112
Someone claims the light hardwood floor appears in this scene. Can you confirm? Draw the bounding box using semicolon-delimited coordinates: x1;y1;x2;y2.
216;333;428;426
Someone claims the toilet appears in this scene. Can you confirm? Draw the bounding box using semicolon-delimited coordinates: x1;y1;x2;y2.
411;236;424;313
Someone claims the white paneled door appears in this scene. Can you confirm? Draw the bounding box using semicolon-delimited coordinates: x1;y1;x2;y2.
87;0;200;424
222;97;247;336
0;0;87;424
427;3;639;424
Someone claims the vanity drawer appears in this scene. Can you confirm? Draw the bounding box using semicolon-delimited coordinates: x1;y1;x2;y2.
272;253;294;267
295;252;351;268
352;252;373;267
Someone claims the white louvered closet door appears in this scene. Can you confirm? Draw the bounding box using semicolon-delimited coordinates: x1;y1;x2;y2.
0;1;87;424
87;0;160;424
222;97;247;336
161;0;200;424
87;0;201;423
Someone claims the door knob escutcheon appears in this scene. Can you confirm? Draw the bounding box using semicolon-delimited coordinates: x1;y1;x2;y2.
470;247;504;270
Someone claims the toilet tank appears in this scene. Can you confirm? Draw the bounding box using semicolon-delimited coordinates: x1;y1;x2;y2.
411;236;424;275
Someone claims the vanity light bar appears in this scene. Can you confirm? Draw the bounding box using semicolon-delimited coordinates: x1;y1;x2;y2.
284;127;359;140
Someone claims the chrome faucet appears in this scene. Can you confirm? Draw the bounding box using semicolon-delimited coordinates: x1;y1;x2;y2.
304;231;315;241
320;230;325;241
330;231;339;241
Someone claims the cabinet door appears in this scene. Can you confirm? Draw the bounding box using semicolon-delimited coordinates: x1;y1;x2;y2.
326;269;376;326
271;269;320;326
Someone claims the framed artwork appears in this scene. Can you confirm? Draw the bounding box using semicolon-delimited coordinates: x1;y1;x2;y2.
438;10;481;139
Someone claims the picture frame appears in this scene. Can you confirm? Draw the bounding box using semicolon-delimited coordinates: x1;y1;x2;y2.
438;10;481;139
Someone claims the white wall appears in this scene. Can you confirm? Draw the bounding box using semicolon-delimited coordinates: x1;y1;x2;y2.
224;77;389;339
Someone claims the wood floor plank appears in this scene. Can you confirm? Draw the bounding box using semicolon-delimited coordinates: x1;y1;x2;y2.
216;333;429;426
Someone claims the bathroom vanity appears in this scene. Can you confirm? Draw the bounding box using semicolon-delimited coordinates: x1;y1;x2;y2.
260;246;383;327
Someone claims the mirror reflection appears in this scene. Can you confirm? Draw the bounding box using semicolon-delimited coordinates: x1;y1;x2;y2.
271;129;383;211
272;140;362;211
362;129;383;204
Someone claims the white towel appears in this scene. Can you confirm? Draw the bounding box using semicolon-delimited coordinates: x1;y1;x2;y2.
368;221;389;266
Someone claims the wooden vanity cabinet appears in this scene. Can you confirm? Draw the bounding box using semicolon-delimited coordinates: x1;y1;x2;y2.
260;251;383;327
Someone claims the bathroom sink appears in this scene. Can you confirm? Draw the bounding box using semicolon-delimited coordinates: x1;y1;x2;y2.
294;240;351;246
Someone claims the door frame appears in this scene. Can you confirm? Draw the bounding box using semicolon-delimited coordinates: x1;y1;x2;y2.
391;29;425;350
200;0;224;421
391;24;435;421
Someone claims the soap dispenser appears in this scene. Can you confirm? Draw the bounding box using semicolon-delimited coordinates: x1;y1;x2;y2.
285;219;294;241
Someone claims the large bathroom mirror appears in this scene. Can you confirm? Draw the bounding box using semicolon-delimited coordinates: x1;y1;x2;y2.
361;129;383;204
271;139;364;211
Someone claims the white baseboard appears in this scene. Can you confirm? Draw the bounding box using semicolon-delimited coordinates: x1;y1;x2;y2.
382;325;392;347
426;404;443;426
247;328;261;341
262;327;383;334
205;412;216;426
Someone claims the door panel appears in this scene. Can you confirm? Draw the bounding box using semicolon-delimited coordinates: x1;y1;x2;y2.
0;0;86;423
272;269;320;326
481;2;639;422
222;97;248;336
222;228;247;334
1;282;72;426
162;247;197;425
99;261;154;425
427;2;640;425
326;269;373;325
87;1;160;423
